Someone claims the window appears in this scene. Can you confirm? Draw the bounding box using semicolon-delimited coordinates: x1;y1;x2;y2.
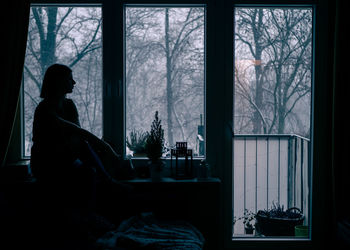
15;1;331;248
23;6;102;156
22;4;205;159
233;7;313;238
125;6;205;157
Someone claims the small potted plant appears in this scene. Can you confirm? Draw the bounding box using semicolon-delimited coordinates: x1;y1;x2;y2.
126;129;148;157
241;209;256;234
255;203;304;236
145;111;165;180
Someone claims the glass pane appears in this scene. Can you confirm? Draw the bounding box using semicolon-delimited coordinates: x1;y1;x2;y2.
23;6;102;156
125;7;205;157
233;7;312;238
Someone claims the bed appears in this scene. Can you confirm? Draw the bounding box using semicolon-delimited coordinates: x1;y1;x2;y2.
95;212;205;249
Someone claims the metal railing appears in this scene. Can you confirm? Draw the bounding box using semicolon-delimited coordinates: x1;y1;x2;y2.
232;134;310;235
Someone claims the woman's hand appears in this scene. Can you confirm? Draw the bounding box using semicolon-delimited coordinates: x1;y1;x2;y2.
103;141;117;156
100;140;119;160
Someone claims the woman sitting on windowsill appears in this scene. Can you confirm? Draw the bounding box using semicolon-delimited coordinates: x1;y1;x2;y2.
29;64;133;241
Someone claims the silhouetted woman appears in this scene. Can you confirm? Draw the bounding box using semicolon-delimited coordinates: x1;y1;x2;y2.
29;64;136;248
30;64;124;212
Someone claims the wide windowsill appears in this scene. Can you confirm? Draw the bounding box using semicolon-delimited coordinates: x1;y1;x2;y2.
122;176;220;183
232;236;311;241
4;158;209;181
230;229;313;250
1;160;33;184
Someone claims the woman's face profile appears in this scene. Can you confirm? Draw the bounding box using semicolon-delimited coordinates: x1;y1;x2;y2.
64;72;76;94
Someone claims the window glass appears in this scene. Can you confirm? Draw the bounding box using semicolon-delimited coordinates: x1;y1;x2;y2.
233;7;313;238
23;6;102;156
125;7;205;157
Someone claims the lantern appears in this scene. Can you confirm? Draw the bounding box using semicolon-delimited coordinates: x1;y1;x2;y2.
170;142;193;179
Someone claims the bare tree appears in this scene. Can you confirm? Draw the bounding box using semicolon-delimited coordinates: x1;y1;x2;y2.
125;7;204;153
125;8;164;136
163;8;204;146
234;8;312;137
24;7;102;154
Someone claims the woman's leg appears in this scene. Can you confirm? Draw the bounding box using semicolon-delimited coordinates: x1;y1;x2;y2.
79;141;135;223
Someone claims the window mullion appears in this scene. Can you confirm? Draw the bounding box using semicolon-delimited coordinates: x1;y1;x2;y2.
102;0;124;155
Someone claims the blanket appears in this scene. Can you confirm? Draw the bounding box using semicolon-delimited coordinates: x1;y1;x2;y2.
96;212;205;249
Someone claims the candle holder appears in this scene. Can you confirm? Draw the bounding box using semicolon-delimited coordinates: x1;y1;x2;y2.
170;142;193;179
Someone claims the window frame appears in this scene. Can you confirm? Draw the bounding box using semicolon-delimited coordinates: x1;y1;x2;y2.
10;0;334;249
222;0;334;249
231;2;314;240
21;2;104;158
19;0;209;162
121;3;208;159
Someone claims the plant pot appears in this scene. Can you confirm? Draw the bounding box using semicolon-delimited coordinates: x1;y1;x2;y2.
255;208;304;236
245;227;254;235
148;160;164;181
133;152;147;158
295;225;308;237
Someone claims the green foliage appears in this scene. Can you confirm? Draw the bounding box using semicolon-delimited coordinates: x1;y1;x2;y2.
126;129;148;154
236;209;256;229
258;202;303;219
145;111;164;162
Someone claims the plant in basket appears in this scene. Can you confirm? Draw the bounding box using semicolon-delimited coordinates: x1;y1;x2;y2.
255;203;304;236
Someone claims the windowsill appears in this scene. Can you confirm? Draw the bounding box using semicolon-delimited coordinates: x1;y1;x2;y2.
5;159;30;165
232;236;311;241
229;235;312;250
122;176;221;183
128;157;205;161
127;157;210;180
128;157;205;167
1;160;32;183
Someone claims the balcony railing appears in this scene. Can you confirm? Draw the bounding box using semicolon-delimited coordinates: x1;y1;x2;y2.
233;134;310;236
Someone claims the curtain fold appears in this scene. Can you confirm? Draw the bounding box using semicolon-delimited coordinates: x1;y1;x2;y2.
1;1;30;167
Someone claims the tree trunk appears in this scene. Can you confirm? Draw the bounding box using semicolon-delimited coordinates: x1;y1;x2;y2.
40;7;57;76
165;8;174;146
278;105;286;134
252;9;264;134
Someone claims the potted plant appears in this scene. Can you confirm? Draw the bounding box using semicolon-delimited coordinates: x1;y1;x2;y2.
241;209;256;234
255;203;304;236
145;111;165;180
126;129;148;157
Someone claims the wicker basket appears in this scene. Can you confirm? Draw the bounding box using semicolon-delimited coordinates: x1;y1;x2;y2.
255;207;304;236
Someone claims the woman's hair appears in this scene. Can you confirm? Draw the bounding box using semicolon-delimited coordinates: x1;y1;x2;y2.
40;64;72;98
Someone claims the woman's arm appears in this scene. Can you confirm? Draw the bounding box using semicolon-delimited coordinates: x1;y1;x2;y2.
52;114;117;158
55;115;122;180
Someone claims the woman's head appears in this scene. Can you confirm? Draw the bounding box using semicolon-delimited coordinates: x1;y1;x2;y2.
40;64;76;99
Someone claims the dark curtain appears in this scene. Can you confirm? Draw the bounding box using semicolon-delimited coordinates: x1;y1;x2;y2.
332;0;350;247
332;0;348;220
1;1;30;167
